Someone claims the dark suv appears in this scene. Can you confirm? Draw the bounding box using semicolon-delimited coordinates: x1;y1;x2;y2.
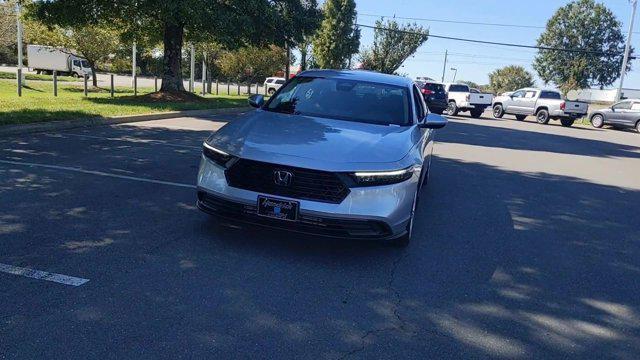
415;81;448;114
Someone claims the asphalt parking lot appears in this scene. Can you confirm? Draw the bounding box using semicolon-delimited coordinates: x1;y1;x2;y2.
1;110;639;359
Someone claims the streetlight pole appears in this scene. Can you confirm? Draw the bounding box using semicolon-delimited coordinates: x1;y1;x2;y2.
451;67;458;82
617;0;637;101
190;43;195;92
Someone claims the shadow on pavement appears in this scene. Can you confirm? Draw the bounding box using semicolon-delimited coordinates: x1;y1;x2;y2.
0;118;638;358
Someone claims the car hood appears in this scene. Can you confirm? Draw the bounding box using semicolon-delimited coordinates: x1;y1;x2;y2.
207;110;419;169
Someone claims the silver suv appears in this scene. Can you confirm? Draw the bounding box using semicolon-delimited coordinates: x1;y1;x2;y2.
197;70;447;246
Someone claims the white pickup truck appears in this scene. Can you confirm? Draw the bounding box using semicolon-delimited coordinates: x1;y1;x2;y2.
492;88;588;127
444;83;494;118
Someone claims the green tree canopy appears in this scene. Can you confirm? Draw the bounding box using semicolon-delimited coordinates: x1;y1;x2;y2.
459;80;480;89
358;19;428;74
25;20;120;86
312;0;359;69
219;45;288;84
28;0;320;93
533;0;630;95
489;65;534;94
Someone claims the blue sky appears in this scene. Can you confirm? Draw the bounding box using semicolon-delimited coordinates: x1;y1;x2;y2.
350;0;640;89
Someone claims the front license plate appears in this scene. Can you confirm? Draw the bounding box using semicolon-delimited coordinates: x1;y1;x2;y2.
257;196;299;221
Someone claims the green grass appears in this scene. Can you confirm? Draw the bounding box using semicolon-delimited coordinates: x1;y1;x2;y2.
0;79;248;125
0;71;76;82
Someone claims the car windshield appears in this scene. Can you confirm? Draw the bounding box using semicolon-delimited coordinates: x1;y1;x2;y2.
425;83;445;94
81;60;90;68
448;84;469;92
265;76;411;126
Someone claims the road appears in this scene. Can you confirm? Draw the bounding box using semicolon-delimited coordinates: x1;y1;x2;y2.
1;110;639;359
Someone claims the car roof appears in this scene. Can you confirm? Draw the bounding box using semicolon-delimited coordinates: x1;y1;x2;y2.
297;69;413;87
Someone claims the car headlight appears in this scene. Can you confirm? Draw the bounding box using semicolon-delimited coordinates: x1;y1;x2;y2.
202;142;235;168
350;167;415;186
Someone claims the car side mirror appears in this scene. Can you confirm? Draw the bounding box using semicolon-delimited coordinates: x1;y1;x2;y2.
419;113;447;129
248;94;265;108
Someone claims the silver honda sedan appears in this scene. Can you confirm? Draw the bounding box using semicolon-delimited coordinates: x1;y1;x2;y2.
196;70;447;246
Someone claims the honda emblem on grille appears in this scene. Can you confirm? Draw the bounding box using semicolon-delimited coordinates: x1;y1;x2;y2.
273;170;293;186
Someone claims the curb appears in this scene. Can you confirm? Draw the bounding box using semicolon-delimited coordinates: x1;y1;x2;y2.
0;107;252;137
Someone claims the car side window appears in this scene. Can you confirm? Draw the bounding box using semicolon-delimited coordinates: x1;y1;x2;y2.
511;90;525;98
412;85;426;121
631;102;640;111
72;60;80;67
266;79;273;83
275;79;285;85
613;101;632;110
524;91;537;98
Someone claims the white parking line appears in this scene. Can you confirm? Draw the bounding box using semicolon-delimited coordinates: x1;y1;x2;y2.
0;159;197;189
60;133;202;150
0;263;89;286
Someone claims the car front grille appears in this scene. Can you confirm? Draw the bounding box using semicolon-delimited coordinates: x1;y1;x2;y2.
197;191;391;239
224;159;350;204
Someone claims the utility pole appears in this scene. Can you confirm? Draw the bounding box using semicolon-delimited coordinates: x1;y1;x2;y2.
441;50;448;82
190;43;195;92
617;0;637;101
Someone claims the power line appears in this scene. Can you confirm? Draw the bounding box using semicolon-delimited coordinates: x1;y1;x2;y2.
358;13;640;35
357;23;631;58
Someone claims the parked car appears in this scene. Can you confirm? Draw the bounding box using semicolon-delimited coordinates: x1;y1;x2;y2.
415;80;448;114
264;77;286;95
589;99;640;133
27;44;92;78
492;88;588;127
197;70;447;247
443;83;494;118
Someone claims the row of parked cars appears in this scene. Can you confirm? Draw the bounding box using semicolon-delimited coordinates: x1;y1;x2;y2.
417;79;640;133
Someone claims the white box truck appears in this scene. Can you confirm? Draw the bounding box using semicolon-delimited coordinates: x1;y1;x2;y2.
27;45;92;78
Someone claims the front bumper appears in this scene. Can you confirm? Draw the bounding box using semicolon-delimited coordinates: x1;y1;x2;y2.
196;156;417;239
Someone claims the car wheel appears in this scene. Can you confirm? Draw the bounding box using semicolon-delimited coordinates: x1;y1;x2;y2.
267;88;276;95
590;114;604;128
492;104;504;118
470;110;483;118
515;115;526;121
72;72;80;78
536;109;550;124
560;118;574;127
636;120;640;133
446;101;458;116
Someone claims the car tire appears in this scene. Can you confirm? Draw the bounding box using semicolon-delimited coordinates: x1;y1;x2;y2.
72;72;80;78
590;114;605;128
446;101;458;116
492;104;504;118
560;118;574;127
515;115;526;121
470;110;483;118
267;88;276;95
636;120;640;133
536;109;550;124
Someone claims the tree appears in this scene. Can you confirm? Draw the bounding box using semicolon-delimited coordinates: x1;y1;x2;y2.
28;0;320;94
489;65;534;94
219;46;288;84
459;80;480;89
312;0;359;69
533;0;630;95
358;19;428;74
24;20;120;86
